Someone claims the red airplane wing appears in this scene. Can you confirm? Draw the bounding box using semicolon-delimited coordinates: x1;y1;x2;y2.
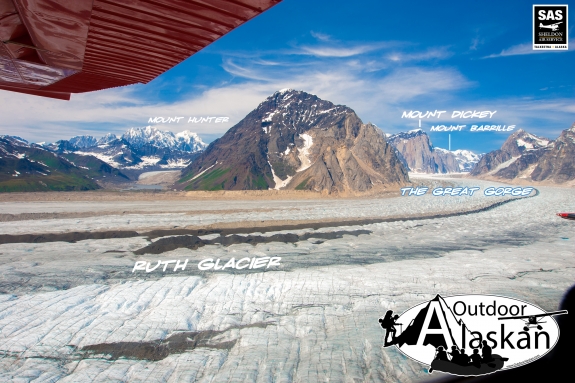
557;213;575;220
0;0;281;100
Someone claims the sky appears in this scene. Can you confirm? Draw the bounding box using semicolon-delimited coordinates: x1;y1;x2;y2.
0;0;573;153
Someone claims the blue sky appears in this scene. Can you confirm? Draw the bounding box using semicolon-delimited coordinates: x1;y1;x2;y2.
0;0;573;153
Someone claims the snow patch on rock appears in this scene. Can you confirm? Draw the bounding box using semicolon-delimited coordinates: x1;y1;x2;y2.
268;161;292;190
297;134;313;172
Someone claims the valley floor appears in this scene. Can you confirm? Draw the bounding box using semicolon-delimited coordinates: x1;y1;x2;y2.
0;178;573;382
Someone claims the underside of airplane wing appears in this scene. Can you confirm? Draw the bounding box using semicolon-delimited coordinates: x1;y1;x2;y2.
0;0;281;100
498;310;568;320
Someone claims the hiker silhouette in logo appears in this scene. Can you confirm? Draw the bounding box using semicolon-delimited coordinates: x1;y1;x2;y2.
379;310;400;345
480;340;493;363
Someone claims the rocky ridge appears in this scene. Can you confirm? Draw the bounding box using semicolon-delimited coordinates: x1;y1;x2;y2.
178;89;408;193
469;125;575;183
470;129;552;179
0;135;127;192
387;129;468;173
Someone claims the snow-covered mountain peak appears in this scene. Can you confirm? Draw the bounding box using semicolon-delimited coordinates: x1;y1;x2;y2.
257;89;352;125
97;133;118;145
451;149;483;171
69;135;97;149
0;135;30;146
271;88;300;102
498;130;552;157
387;129;426;142
264;89;297;103
452;149;482;160
121;126;207;152
433;147;482;172
1;135;30;147
175;130;207;152
30;127;207;172
175;130;203;145
122;126;177;149
512;131;551;150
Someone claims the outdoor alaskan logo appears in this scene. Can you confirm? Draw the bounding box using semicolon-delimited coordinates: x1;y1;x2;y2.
379;294;568;376
533;4;568;50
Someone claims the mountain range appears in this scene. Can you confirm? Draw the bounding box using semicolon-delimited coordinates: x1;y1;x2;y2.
387;129;482;173
470;125;575;183
45;126;207;174
2;88;573;192
178;89;408;193
0;135;127;192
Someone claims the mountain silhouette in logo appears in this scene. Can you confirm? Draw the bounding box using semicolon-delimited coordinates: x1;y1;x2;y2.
393;295;473;349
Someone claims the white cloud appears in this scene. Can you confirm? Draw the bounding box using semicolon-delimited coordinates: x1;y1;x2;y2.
386;47;452;62
484;43;541;58
470;37;482;51
1;40;571;145
490;98;575;135
0;56;472;143
400;97;575;139
0;84;271;143
375;67;472;103
483;40;574;58
310;31;331;41
296;43;387;57
221;59;275;81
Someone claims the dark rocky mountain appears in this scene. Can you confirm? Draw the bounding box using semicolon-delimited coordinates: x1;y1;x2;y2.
530;124;575;183
387;129;465;173
178;89;408;193
45;127;207;175
0;135;128;192
469;129;553;180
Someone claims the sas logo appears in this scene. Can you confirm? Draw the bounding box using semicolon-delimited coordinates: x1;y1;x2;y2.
533;4;568;50
379;294;567;376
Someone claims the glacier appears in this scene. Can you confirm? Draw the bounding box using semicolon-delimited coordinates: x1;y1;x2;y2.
0;177;573;382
